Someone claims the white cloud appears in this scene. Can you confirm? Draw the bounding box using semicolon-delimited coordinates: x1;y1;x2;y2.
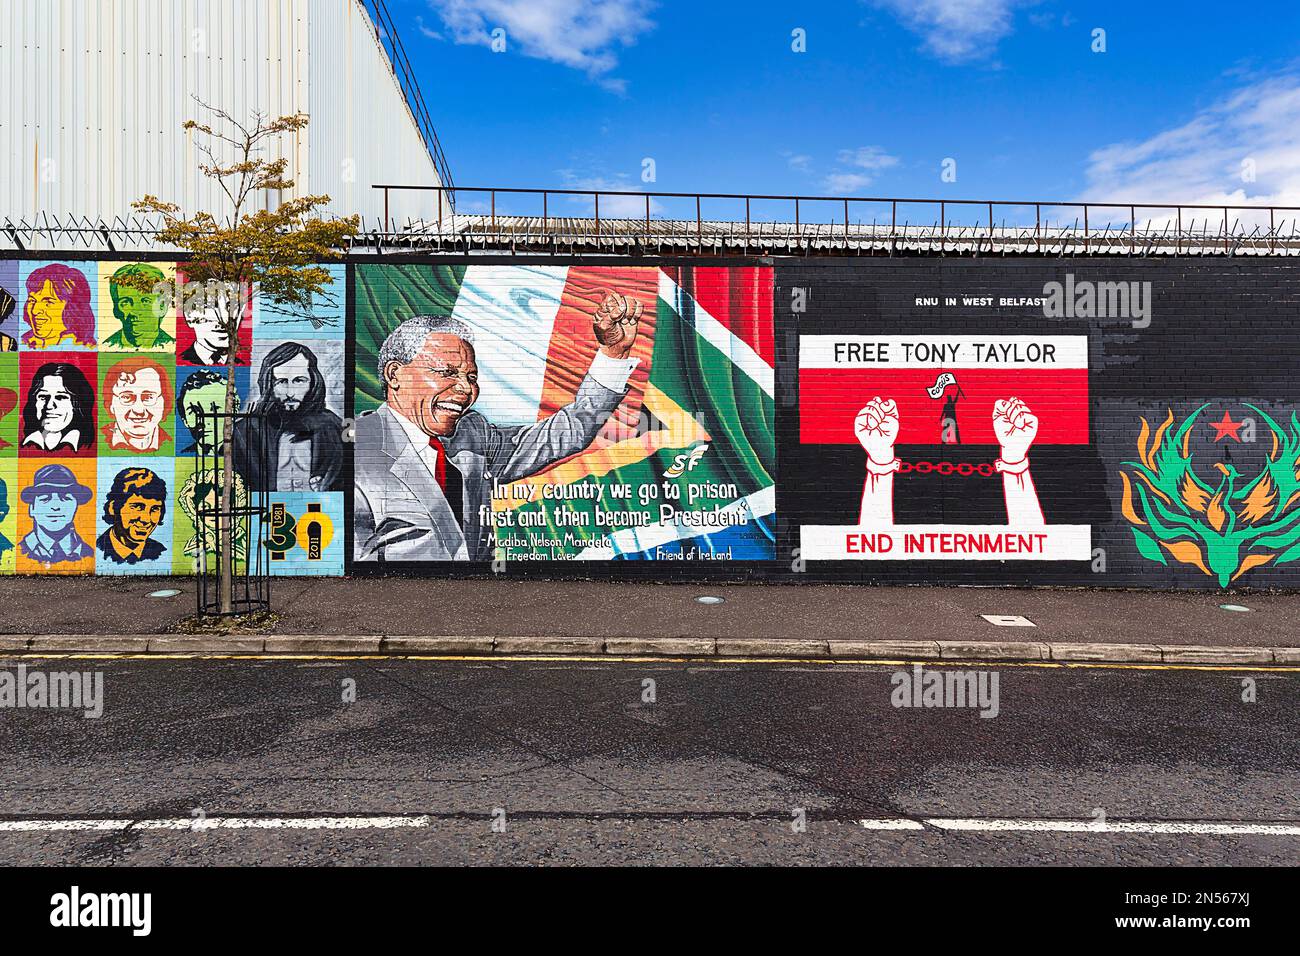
1028;10;1073;30
823;172;875;194
1081;72;1300;227
555;170;663;216
837;146;901;172
785;145;899;195
869;0;1026;62
427;0;656;92
414;15;442;40
805;145;899;194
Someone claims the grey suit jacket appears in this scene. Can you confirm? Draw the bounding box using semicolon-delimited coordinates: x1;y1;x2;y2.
354;372;626;562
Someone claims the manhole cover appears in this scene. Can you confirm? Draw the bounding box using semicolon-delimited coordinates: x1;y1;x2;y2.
147;589;182;599
1219;604;1252;612
695;596;725;605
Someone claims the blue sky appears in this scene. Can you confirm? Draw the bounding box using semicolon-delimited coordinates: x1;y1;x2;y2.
393;0;1300;221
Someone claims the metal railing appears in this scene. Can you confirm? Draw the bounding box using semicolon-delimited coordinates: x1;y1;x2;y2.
7;189;1300;256
370;184;1300;257
360;0;455;202
193;408;272;618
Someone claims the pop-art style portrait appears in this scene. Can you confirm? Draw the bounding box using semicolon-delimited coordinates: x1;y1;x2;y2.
100;355;174;454
0;384;17;451
101;263;175;351
0;285;18;353
0;470;13;569
177;277;251;367
175;366;248;457
22;263;97;351
20;360;96;455
18;462;95;567
97;465;168;566
0;259;345;578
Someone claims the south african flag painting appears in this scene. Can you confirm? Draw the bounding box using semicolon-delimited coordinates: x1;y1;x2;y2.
352;263;775;563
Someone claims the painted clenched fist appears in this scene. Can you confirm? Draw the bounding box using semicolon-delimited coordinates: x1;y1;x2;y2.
992;396;1039;465
591;290;643;360
855;397;900;466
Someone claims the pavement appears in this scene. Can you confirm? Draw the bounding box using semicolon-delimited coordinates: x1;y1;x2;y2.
0;656;1294;865
0;575;1296;664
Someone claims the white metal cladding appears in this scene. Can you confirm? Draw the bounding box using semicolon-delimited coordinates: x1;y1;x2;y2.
308;0;449;224
1;0;448;234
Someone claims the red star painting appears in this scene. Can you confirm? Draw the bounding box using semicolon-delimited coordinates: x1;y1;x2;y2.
1210;410;1243;442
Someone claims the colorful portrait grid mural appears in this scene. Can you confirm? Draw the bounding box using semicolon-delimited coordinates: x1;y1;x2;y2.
0;259;346;576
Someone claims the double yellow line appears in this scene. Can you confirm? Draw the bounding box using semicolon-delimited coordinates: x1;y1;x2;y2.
1;652;1296;672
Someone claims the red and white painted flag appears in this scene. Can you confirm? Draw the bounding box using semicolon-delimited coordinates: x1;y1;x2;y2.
799;334;1089;446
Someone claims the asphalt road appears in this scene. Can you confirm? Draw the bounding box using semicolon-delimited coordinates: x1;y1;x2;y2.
0;654;1296;865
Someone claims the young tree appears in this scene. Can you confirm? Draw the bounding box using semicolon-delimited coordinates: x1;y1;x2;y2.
132;102;358;615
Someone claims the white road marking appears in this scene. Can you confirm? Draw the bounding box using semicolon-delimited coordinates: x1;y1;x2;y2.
921;818;1300;835
0;815;1294;836
0;820;138;832
0;816;431;832
857;819;927;830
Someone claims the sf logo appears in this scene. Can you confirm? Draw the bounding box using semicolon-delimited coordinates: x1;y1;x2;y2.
664;442;709;478
265;502;335;561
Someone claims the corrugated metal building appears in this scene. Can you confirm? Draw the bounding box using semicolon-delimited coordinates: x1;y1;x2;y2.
0;0;451;227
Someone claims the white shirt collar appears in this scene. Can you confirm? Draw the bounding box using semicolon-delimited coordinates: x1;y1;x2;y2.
387;404;438;454
385;404;443;483
22;429;80;451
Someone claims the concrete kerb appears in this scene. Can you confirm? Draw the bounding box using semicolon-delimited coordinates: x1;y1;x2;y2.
382;636;496;655
0;635;1294;665
29;635;153;653
148;636;266;653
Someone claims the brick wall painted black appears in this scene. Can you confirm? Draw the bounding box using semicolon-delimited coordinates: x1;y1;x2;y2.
775;257;1300;589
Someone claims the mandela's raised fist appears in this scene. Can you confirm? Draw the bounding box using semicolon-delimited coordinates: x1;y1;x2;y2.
592;290;642;360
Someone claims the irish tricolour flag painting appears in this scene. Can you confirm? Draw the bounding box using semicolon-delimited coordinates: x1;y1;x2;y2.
352;264;775;563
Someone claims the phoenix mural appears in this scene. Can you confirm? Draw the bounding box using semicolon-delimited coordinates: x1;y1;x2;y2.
1121;404;1300;585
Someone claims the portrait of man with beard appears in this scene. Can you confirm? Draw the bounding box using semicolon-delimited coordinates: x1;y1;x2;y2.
233;341;344;492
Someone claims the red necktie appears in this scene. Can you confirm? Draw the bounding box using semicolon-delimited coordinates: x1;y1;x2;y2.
428;436;449;494
429;436;464;530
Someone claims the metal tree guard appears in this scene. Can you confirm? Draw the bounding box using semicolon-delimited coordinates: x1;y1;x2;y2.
194;407;271;618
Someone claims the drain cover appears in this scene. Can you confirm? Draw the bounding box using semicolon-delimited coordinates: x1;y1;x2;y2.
980;614;1036;627
147;589;182;599
695;596;725;605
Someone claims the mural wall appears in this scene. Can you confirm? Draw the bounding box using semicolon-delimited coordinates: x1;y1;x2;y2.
352;263;776;563
1;254;1296;589
0;258;346;576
